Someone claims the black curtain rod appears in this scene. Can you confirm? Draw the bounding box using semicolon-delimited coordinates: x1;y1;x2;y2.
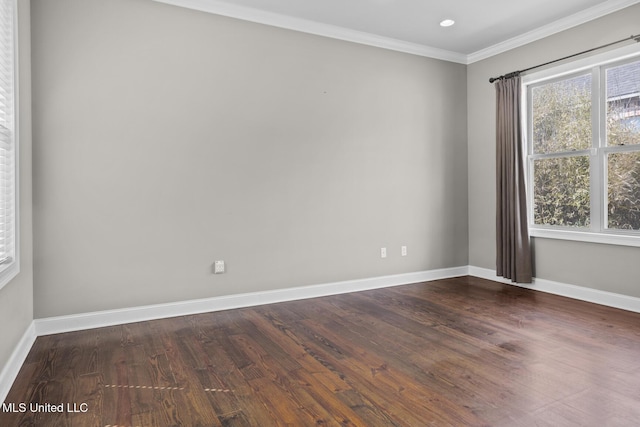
489;34;640;83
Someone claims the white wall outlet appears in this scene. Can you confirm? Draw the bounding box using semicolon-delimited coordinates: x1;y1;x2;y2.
381;247;387;258
401;246;407;256
214;260;225;274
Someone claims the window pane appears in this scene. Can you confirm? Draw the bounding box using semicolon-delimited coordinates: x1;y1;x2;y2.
606;60;640;147
533;156;590;227
532;74;592;154
608;151;640;230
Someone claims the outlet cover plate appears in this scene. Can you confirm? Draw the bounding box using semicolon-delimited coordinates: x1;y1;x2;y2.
214;260;225;274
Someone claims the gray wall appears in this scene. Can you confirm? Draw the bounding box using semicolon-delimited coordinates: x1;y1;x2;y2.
0;0;33;373
468;4;640;298
32;0;468;318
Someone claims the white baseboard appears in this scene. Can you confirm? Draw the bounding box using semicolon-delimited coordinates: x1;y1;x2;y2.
35;266;469;336
469;266;640;313
5;265;640;403
33;265;640;337
0;322;37;405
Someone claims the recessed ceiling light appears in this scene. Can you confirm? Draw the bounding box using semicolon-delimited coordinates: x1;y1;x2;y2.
440;19;455;27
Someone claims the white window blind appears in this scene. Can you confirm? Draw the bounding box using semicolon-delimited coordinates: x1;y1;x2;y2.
0;0;17;283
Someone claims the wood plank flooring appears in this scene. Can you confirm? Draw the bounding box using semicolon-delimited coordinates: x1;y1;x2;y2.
2;276;640;426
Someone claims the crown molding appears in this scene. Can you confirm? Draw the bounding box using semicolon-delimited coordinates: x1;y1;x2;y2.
467;0;640;63
151;0;467;63
153;0;639;65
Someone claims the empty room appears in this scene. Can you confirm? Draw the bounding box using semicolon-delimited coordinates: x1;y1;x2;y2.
1;0;640;425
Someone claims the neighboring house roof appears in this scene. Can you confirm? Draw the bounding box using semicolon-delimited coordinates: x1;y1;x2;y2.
607;60;640;98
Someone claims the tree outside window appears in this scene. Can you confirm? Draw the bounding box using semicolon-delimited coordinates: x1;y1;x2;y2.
527;58;640;233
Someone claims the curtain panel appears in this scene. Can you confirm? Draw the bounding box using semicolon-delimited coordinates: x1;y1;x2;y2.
495;76;533;283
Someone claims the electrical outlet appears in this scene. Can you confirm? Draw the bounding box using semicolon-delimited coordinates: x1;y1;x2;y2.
214;260;225;274
401;246;407;256
381;247;387;258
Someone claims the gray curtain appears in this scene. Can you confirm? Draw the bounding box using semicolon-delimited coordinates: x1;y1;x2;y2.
495;76;532;283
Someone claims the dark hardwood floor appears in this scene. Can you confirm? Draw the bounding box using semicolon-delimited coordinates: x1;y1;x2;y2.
2;276;640;426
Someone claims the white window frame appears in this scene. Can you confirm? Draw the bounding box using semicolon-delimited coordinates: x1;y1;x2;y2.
523;43;640;248
0;0;19;290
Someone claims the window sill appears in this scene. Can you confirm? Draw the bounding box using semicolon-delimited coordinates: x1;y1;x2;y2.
530;227;640;248
0;261;19;291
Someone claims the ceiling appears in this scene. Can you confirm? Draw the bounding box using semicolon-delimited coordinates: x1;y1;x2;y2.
153;0;640;63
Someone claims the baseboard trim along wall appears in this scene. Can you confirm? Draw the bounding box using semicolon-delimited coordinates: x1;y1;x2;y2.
469;266;640;314
28;265;640;338
0;322;37;405
4;265;640;403
34;266;469;336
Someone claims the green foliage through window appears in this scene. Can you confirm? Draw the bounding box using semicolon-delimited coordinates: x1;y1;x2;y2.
527;57;640;233
608;151;640;230
532;75;592;154
534;156;590;227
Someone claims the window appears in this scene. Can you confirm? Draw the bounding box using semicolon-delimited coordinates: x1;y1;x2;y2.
524;45;640;247
0;0;18;289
